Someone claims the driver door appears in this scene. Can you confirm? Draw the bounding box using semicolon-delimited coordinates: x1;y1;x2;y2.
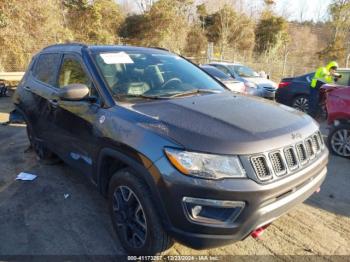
52;54;102;176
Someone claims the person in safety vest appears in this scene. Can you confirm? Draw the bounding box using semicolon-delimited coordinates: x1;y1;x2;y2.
309;61;340;118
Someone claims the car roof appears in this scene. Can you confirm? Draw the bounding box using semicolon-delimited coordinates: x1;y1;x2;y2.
41;43;171;54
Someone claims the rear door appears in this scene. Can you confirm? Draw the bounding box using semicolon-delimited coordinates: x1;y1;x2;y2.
52;53;103;176
23;53;62;141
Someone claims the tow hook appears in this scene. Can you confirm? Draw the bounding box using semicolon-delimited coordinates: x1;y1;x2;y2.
315;187;321;193
251;223;271;239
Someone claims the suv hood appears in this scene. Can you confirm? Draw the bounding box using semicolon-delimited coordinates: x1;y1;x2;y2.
130;92;318;155
243;77;277;88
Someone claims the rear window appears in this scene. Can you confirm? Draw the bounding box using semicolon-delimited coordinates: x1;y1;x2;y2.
33;53;61;86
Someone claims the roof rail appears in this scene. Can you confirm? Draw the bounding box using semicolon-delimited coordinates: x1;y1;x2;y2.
43;42;88;50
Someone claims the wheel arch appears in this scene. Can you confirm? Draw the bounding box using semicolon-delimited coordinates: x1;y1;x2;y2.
96;147;171;226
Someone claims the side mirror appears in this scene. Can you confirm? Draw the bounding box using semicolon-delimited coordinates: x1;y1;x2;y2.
58;84;90;101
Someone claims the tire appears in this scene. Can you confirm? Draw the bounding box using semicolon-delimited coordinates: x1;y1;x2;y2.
327;124;350;158
25;120;58;163
292;95;309;113
108;168;173;255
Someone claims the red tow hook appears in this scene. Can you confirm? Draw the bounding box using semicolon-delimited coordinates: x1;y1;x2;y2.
251;223;271;239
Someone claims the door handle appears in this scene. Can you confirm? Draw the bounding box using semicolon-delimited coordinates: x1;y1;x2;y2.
49;99;58;108
23;86;31;92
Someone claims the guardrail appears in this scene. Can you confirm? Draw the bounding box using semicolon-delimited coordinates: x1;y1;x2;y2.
0;72;25;82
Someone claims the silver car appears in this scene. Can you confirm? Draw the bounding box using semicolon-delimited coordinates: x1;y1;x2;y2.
209;62;278;99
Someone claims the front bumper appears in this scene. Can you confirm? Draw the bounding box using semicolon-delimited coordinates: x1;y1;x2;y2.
150;148;328;249
249;87;276;99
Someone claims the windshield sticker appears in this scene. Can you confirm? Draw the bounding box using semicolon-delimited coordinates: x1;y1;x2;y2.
100;52;134;64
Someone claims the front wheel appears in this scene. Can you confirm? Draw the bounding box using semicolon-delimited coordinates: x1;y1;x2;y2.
108;168;173;255
327;124;350;158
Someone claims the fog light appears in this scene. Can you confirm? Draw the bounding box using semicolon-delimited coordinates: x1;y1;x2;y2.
182;197;245;227
192;205;202;218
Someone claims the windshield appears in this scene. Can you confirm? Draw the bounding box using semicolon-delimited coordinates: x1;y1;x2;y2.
93;51;224;99
230;65;259;78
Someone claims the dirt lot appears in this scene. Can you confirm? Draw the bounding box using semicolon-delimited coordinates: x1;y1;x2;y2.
0;93;349;259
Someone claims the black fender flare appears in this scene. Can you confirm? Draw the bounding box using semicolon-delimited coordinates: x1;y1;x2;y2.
96;147;171;228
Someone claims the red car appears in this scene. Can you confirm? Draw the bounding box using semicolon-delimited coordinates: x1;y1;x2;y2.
324;84;350;157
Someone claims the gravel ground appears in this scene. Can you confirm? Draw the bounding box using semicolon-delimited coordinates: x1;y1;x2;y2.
0;93;349;260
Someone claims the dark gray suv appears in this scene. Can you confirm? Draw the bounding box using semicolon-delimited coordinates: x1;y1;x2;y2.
13;44;329;255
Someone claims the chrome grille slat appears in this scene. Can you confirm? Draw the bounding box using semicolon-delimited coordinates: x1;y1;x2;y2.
250;131;324;182
305;138;315;159
284;147;298;171
269;151;287;176
296;143;308;165
251;156;272;181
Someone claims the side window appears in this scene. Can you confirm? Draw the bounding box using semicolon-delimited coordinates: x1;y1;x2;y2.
58;57;98;97
337;72;350;86
216;65;231;77
33;53;61;86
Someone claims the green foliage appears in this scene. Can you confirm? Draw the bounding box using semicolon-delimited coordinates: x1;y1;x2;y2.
318;0;350;62
202;5;255;56
120;0;191;52
183;26;208;57
64;0;124;44
254;12;288;54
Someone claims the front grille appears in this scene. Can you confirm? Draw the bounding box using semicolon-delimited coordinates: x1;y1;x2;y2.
250;131;324;182
263;86;276;92
251;156;272;181
269;152;286;176
284;147;298;170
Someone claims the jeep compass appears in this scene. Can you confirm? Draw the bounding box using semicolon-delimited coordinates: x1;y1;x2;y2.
13;44;329;255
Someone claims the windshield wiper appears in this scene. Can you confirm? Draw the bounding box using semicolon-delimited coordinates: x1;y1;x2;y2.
166;89;221;98
115;94;167;100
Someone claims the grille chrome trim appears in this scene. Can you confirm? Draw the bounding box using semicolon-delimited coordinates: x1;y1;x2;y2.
283;146;299;171
249;131;324;182
296;142;308;166
269;151;287;177
305;138;315;160
250;155;273;181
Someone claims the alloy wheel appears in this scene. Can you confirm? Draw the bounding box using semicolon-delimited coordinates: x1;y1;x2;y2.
112;186;147;248
293;97;309;112
331;128;350;157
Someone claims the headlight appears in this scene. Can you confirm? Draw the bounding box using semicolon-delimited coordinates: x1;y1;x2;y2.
164;148;246;180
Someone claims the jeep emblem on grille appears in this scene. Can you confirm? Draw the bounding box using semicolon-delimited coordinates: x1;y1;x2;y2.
291;133;302;140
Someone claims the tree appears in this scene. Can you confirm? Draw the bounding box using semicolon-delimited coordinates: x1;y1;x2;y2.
254;11;289;54
63;0;124;44
183;25;208;57
203;5;255;58
120;0;191;53
318;0;350;62
0;0;71;71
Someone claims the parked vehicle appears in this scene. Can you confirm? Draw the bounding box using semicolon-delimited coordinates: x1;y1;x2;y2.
13;44;328;255
276;69;350;112
208;62;278;99
325;85;350;158
200;65;245;93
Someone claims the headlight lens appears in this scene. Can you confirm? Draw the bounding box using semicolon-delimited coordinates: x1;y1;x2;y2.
164;148;246;180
